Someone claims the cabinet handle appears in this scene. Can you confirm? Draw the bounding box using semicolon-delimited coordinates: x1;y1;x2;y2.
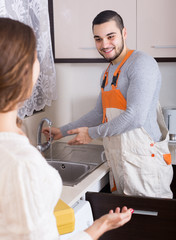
133;209;158;216
151;45;176;49
79;47;96;50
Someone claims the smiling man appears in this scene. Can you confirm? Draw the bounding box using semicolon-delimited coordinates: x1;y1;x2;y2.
93;17;125;63
43;10;173;198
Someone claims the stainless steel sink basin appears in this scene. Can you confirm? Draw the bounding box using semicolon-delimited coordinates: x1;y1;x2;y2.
47;160;98;186
44;142;106;186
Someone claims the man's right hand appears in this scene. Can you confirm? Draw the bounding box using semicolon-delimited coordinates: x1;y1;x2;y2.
42;127;63;141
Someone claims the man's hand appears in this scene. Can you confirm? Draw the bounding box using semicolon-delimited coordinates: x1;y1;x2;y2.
67;127;92;145
42;127;63;141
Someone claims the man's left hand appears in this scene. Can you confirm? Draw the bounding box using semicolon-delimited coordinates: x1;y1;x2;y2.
67;127;92;145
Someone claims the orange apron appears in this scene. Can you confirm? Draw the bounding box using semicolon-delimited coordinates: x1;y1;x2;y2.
102;50;173;198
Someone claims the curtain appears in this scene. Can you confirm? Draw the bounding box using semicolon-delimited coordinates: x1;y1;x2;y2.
0;0;57;118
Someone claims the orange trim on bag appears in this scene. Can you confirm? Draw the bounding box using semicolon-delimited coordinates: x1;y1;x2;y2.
163;153;172;165
111;178;117;192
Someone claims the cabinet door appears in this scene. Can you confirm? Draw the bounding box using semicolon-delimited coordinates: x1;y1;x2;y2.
52;0;136;61
137;0;176;58
86;192;176;240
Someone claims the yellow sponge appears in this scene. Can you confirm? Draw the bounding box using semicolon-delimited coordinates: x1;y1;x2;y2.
54;199;75;235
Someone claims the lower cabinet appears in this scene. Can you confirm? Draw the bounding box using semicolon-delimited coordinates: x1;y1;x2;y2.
171;164;176;198
86;191;176;240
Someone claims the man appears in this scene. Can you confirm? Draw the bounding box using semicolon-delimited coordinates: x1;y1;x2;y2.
43;10;173;198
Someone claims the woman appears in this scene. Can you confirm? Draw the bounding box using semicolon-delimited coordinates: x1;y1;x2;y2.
0;18;132;240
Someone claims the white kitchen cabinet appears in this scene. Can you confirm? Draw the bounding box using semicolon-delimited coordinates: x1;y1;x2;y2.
51;0;136;61
137;0;176;58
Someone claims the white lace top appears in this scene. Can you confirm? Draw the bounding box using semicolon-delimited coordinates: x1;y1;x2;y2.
0;132;91;240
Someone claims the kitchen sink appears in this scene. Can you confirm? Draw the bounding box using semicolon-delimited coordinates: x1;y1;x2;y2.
47;160;98;186
44;142;106;186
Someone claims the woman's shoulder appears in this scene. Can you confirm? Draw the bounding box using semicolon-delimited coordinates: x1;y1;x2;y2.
0;133;62;187
0;133;62;238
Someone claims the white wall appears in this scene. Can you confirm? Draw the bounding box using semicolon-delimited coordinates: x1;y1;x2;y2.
47;63;106;125
23;62;176;145
158;62;176;107
47;61;176;125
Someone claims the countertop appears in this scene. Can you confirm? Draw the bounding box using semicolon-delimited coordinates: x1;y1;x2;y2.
60;162;109;206
59;143;176;206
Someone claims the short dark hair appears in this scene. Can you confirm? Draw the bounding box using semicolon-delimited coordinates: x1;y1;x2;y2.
92;10;124;33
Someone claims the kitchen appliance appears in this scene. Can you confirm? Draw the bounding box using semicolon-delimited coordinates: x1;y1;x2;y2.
163;107;176;141
60;200;93;240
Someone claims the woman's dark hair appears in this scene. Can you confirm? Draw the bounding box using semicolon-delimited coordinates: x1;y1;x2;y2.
92;10;124;33
0;18;36;112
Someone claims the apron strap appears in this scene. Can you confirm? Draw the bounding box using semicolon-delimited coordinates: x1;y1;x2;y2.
101;50;134;89
101;63;111;89
112;50;134;88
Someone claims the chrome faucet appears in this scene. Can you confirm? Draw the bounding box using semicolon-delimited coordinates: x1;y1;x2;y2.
37;118;52;152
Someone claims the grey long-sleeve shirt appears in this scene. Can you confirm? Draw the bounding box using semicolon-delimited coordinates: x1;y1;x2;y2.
60;50;162;142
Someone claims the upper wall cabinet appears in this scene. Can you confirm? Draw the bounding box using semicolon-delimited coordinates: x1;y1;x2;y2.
50;0;136;62
137;0;176;59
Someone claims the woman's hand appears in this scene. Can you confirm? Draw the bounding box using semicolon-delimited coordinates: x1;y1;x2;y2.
42;127;63;141
85;207;133;240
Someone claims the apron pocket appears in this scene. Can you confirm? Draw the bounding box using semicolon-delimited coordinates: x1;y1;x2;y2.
122;151;173;198
122;153;160;197
128;142;171;167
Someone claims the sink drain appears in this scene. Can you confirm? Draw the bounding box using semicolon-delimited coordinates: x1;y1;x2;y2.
61;164;66;169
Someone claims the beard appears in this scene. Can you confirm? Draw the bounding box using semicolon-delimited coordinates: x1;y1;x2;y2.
99;36;124;62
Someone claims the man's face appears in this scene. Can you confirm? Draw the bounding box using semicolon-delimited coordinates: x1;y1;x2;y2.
93;20;126;64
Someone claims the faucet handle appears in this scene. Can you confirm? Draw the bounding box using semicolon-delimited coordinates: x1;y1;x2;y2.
37;140;52;152
37;117;53;152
